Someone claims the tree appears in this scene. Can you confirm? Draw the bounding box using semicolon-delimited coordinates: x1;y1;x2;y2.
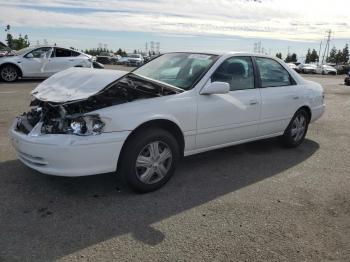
4;25;30;50
309;49;318;63
305;49;311;63
284;53;297;63
342;44;349;64
115;48;127;57
276;52;282;59
327;46;337;63
335;50;343;64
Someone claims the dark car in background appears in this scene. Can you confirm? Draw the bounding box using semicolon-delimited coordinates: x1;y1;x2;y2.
345;73;350;86
96;52;119;64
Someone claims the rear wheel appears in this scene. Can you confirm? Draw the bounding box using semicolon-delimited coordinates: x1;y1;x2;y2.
281;109;309;148
119;128;180;193
0;64;19;82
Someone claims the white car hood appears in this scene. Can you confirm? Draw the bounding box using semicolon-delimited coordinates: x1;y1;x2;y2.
31;67;128;103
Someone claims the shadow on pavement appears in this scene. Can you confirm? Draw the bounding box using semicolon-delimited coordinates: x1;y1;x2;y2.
0;138;319;261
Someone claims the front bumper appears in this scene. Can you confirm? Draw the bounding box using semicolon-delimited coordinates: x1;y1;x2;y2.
128;60;142;66
9;121;130;177
311;104;325;123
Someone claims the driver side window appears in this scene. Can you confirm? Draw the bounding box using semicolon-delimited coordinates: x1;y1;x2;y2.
211;56;255;91
28;47;51;58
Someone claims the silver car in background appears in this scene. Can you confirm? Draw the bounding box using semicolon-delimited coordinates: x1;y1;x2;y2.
315;65;337;75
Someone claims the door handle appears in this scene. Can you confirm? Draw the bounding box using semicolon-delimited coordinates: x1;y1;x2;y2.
249;100;259;105
293;96;299;100
69;59;74;61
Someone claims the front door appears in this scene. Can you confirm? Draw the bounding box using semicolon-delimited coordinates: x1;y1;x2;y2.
45;48;74;75
196;56;261;149
21;47;53;77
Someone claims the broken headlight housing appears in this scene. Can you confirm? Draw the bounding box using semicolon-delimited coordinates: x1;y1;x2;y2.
66;114;105;136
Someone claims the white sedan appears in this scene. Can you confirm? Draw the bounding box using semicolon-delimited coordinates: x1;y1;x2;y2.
315;65;337;75
0;46;92;82
10;52;325;192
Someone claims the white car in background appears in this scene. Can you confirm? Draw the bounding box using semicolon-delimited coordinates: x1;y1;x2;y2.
315;65;337;75
298;64;317;74
127;54;144;67
287;63;298;71
10;52;325;192
0;46;92;82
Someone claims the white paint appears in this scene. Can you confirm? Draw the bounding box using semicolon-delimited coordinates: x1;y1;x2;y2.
9;52;325;177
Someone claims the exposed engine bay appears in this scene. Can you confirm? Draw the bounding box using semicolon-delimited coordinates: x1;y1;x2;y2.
16;73;181;136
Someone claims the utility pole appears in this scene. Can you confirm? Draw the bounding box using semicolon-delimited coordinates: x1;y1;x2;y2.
145;42;148;54
318;41;322;65
321;30;331;64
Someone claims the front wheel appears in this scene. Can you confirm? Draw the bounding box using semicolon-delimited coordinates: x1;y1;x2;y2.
0;65;19;82
281;109;309;148
119;128;180;193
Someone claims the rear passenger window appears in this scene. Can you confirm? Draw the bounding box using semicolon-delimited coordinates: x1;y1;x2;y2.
55;48;72;57
211;56;255;91
256;57;293;87
71;51;81;57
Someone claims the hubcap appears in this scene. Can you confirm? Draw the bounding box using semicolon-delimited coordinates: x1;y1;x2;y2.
291;114;306;142
1;66;17;82
135;141;172;184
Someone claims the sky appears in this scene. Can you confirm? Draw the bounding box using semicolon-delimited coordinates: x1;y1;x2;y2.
0;0;349;60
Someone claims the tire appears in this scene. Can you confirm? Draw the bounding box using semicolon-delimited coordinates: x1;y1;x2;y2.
0;64;19;82
281;109;309;148
119;128;180;193
322;71;326;75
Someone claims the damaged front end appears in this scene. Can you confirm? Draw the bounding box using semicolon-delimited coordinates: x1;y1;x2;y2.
16;103;105;136
15;73;181;136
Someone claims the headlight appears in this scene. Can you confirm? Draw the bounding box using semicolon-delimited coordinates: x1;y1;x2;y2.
68;114;105;136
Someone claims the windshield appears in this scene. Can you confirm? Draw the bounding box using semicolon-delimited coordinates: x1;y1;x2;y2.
133;53;218;90
130;54;141;58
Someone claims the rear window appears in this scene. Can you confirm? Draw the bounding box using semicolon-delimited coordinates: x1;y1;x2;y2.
55;48;72;57
256;57;293;88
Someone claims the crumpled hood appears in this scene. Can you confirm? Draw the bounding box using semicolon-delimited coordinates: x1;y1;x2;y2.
31;67;128;103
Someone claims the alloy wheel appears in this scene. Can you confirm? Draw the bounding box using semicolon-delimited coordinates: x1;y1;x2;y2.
291;114;306;142
1;66;17;82
135;141;173;184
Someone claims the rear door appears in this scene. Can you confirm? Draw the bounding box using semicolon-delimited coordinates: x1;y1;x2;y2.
255;57;302;136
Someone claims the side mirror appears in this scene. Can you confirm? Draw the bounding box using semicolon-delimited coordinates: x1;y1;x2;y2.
200;81;230;95
26;53;34;58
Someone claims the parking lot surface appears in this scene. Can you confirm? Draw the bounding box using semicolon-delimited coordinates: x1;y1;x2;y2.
0;69;349;261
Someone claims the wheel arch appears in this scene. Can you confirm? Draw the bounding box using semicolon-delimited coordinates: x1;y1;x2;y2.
298;105;312;122
117;119;185;171
0;62;23;77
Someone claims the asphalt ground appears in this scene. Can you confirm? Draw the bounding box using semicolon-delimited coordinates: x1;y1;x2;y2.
0;68;349;261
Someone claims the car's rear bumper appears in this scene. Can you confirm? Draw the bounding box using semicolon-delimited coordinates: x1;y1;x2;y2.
9;122;130;177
